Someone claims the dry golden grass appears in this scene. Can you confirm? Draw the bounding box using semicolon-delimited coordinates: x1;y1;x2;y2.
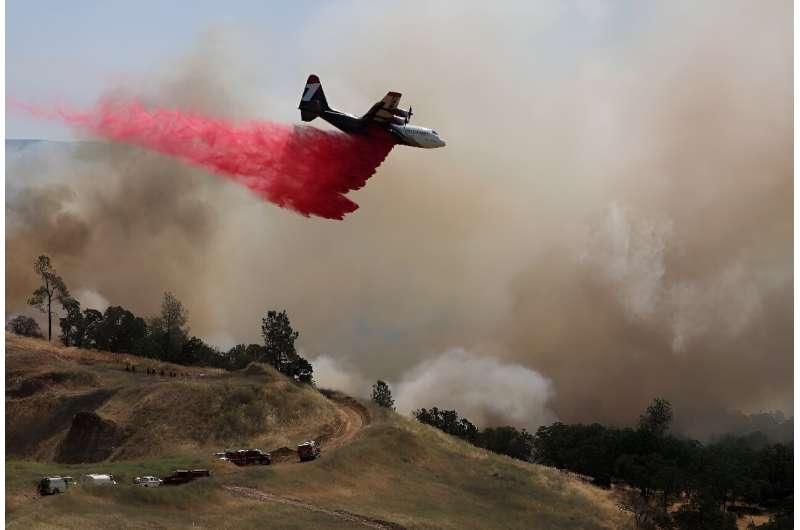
6;333;633;529
6;333;342;461
6;332;224;375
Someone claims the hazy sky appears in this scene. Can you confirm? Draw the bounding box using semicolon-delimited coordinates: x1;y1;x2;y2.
7;0;328;137
7;0;645;138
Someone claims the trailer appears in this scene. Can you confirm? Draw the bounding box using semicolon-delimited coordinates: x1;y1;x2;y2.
80;474;118;486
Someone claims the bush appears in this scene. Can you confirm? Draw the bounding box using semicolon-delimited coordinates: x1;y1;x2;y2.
7;315;44;338
413;407;478;442
476;426;535;462
208;385;271;442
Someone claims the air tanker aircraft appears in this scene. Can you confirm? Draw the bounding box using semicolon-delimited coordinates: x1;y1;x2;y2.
298;75;446;148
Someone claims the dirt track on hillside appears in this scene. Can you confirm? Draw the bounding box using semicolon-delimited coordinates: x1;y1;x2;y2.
224;485;405;530
223;395;397;528
268;392;370;464
319;394;370;449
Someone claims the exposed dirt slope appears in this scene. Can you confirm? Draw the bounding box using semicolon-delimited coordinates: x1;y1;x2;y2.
55;411;129;463
267;390;369;464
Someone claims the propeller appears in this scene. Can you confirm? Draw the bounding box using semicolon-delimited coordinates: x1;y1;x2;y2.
405;106;413;124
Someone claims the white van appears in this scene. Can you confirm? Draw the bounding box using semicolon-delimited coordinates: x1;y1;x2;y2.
38;476;74;495
80;474;118;486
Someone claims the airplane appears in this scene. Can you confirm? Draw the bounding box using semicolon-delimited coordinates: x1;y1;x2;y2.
298;74;446;148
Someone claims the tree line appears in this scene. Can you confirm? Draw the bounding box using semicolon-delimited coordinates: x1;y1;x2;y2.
412;406;536;462
7;255;314;383
396;391;791;530
533;399;792;529
370;380;537;462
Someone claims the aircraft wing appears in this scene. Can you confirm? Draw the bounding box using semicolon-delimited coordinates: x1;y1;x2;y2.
362;92;403;123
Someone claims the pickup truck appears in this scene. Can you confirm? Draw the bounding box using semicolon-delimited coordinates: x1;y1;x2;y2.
225;449;272;466
161;469;210;485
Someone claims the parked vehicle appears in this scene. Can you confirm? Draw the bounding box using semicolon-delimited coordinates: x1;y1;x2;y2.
216;448;239;460
80;474;118;486
225;448;272;466
297;440;321;462
38;476;74;495
162;469;210;485
133;476;163;487
162;470;194;485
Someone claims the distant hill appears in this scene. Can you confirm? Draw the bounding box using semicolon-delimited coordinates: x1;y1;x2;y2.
6;138;44;151
5;138;82;150
6;139;108;192
6;139;83;163
6;138;105;156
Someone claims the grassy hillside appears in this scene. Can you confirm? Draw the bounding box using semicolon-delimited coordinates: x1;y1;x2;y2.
6;333;341;461
6;334;632;529
230;406;629;529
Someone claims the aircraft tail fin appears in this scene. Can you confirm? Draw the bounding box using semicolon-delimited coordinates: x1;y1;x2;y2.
299;74;329;121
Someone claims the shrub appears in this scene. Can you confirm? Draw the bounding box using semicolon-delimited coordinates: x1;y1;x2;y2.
7;315;44;338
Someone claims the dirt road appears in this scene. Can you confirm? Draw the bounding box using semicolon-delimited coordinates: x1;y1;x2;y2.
224;394;398;528
224;486;405;530
267;391;370;464
319;393;370;449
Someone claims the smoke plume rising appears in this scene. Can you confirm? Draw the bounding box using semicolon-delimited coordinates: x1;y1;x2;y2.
393;350;556;431
313;349;556;431
6;2;792;438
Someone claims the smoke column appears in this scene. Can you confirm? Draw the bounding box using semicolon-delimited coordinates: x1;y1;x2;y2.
12;99;395;219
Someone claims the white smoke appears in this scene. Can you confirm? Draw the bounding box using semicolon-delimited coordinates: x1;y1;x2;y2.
583;203;673;320
311;354;371;397
394;349;557;430
314;349;557;431
75;289;110;312
584;205;768;354
202;330;239;352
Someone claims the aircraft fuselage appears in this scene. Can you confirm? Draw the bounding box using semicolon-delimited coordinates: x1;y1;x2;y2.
316;109;445;148
299;74;446;149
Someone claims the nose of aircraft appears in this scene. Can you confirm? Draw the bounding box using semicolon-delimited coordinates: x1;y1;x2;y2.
437;136;447;148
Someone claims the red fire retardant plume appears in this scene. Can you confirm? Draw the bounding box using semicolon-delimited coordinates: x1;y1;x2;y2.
13;100;396;219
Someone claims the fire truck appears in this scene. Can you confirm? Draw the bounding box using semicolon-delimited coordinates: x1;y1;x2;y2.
297;440;321;462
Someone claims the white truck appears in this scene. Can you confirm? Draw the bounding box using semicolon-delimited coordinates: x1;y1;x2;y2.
80;474;118;486
38;476;74;495
133;476;162;487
